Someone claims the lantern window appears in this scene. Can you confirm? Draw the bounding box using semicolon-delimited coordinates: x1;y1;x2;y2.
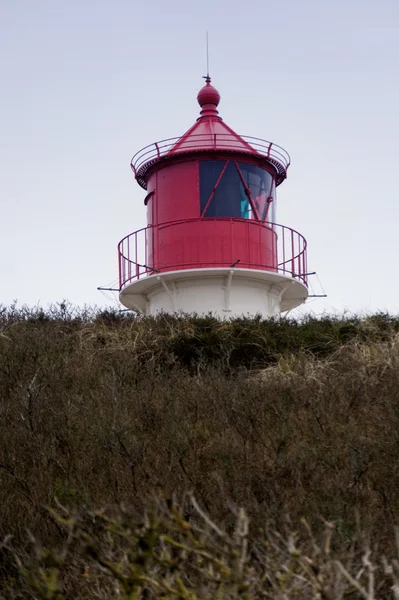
200;160;274;221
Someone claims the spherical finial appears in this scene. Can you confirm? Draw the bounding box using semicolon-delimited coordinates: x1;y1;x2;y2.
197;76;221;108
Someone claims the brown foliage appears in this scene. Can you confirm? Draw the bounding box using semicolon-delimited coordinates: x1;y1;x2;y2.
3;497;399;599
0;305;399;594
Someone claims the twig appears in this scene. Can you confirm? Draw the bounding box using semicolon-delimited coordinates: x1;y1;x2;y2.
189;494;225;539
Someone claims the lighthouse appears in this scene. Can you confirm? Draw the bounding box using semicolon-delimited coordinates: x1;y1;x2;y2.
118;77;309;318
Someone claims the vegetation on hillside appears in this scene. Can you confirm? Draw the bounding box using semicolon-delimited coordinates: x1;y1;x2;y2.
1;303;399;598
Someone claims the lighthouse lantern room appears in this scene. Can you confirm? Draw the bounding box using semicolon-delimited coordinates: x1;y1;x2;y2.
118;77;309;318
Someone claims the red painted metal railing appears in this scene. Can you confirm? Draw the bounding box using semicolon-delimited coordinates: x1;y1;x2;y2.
131;134;290;188
118;218;307;290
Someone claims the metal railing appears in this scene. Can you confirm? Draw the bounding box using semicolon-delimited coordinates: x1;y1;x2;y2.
118;218;307;290
131;134;290;187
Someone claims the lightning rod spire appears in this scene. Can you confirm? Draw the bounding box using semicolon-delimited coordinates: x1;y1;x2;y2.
206;31;210;81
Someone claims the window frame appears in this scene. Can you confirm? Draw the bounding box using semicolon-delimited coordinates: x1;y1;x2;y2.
199;159;276;222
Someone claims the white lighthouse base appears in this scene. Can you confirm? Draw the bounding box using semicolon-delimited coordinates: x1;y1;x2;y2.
119;268;308;318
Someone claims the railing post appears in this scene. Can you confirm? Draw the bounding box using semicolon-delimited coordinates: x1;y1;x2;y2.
251;220;254;268
118;246;122;289
198;217;201;266
127;238;131;283
305;246;308;285
282;226;286;275
169;222;172;269
291;229;295;277
135;232;139;279
145;227;148;273
153;224;156;272
230;219;233;265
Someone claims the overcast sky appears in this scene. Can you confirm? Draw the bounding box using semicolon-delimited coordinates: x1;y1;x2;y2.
1;0;398;316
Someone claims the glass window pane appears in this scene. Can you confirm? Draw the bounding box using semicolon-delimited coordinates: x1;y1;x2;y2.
210;161;244;217
200;160;225;215
199;160;275;220
271;182;277;223
200;160;247;218
237;162;273;221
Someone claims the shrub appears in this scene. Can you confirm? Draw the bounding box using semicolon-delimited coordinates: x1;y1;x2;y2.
1;306;399;596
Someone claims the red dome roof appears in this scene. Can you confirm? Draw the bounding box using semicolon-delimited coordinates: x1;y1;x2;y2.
130;77;290;189
197;76;221;108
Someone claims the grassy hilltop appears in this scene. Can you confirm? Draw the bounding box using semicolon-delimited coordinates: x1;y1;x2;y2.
1;304;399;598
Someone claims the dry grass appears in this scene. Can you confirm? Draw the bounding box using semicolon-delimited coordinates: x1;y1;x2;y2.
3;496;399;599
1;303;399;596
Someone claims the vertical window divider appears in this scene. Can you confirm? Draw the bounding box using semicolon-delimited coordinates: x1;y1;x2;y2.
263;177;275;222
200;160;230;217
233;161;261;221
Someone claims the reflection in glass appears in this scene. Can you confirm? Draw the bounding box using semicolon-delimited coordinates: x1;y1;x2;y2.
200;160;274;221
237;162;273;221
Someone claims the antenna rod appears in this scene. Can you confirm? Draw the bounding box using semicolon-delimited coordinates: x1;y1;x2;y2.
206;31;210;78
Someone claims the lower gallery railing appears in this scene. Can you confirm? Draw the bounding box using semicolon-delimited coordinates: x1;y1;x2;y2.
118;218;307;290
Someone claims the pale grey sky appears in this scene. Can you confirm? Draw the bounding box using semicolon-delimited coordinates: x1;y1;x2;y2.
1;0;398;315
